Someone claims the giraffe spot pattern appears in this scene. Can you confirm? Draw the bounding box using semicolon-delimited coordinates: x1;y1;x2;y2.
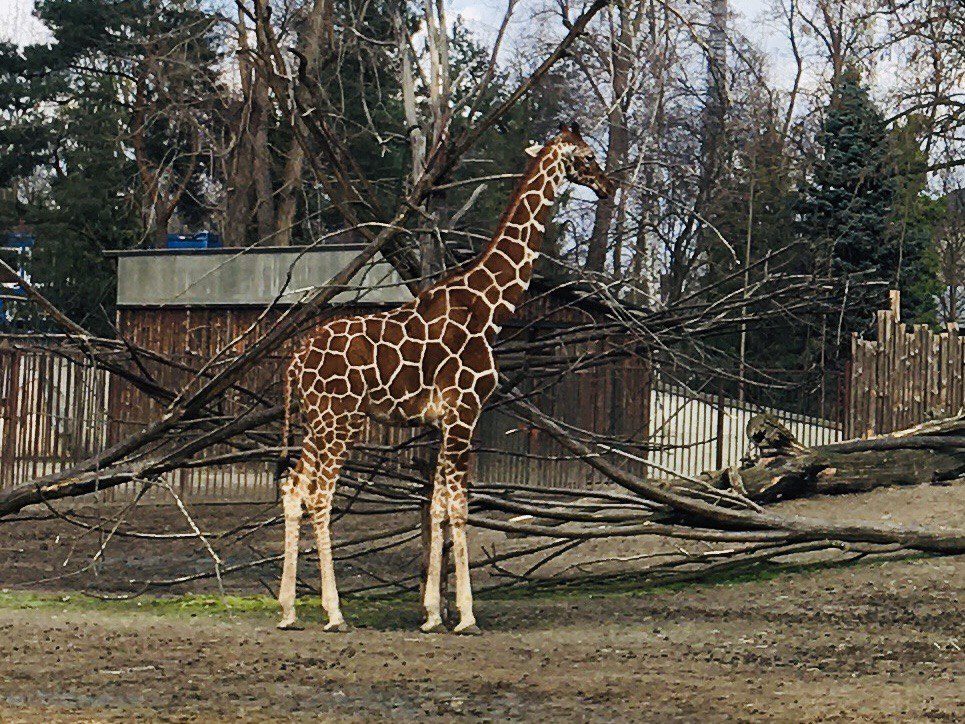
276;128;611;633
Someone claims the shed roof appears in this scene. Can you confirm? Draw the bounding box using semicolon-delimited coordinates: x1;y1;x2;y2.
106;245;412;308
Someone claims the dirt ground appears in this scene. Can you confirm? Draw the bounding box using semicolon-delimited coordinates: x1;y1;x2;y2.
0;483;962;722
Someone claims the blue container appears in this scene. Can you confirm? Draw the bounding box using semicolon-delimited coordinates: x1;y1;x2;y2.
166;231;223;250
3;232;35;250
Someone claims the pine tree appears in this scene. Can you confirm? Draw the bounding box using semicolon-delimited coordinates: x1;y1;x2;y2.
29;75;140;334
799;66;942;343
798;65;903;345
888;115;943;324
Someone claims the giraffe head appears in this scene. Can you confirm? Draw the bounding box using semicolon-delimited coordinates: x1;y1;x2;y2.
555;123;615;199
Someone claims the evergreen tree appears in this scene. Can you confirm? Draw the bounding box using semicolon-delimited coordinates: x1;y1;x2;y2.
797;65;903;342
30;75;140;334
888;116;943;324
0;0;218;331
798;66;942;345
702;115;804;370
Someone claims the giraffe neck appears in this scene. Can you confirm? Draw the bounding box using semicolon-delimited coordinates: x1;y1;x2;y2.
471;144;567;319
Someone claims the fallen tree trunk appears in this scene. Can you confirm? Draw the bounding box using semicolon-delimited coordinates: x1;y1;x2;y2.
509;397;965;554
686;413;965;503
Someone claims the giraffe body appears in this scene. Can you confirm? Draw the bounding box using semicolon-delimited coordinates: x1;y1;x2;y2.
278;125;613;633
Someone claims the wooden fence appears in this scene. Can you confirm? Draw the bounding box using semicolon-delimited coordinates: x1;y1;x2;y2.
849;290;964;437
0;336;651;500
1;335;851;499
0;344;110;488
7;292;887;500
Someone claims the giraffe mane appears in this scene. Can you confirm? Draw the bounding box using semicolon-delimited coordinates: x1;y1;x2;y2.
422;138;563;293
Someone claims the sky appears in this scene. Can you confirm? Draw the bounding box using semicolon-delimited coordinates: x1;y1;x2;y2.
0;0;886;99
1;0;782;61
0;0;47;45
449;0;800;89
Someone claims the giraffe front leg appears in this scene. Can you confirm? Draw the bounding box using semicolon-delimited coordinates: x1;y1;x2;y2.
448;480;479;635
442;416;479;634
277;488;304;630
421;476;448;634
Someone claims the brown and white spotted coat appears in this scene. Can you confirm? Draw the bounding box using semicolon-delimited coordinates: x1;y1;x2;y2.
278;124;613;633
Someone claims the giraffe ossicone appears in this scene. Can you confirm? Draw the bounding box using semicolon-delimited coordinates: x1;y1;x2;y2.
277;124;614;634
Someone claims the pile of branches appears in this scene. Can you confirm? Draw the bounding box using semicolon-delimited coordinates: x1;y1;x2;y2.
0;0;962;597
2;236;962;598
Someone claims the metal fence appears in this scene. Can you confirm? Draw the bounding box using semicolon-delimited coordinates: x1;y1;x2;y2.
647;374;845;481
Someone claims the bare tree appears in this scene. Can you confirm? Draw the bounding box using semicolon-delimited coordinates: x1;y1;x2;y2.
937;189;965;323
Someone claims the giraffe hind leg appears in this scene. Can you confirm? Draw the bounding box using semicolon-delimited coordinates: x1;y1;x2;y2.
444;416;479;634
449;488;479;635
308;487;350;632
305;418;358;632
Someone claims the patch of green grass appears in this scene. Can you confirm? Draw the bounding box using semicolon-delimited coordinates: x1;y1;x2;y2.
0;550;930;624
0;589;424;629
0;590;274;618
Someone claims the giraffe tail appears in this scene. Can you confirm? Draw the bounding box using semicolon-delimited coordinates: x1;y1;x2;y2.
275;363;294;484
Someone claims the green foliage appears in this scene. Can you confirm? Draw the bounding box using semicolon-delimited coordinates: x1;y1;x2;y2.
702;113;810;373
798;67;896;282
0;0;220;331
797;65;941;346
28;75;140;334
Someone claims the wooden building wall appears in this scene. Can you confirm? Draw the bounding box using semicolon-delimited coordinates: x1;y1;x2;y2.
105;298;651;499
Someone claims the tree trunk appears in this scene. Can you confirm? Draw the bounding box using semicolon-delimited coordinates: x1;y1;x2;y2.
697;0;728;208
585;3;632;274
223;12;257;248
224;128;255;248
683;413;965;503
252;72;275;245
154;204;172;248
274;0;333;246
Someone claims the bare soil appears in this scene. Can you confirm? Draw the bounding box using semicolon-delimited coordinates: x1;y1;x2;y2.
0;483;962;722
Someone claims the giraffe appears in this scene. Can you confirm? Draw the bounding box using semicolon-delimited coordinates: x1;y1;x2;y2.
277;123;614;634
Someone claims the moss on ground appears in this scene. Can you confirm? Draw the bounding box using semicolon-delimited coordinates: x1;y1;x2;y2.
0;550;926;627
0;590;422;629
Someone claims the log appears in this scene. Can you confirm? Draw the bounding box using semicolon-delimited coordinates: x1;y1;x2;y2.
699;413;965;502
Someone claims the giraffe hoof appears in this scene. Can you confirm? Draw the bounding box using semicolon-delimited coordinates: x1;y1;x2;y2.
276;620;305;631
420;621;447;634
454;623;482;636
324;621;352;633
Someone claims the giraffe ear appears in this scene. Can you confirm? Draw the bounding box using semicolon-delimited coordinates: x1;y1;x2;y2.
524;142;542;157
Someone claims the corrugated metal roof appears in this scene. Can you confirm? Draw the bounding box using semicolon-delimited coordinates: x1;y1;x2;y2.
110;246;411;307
